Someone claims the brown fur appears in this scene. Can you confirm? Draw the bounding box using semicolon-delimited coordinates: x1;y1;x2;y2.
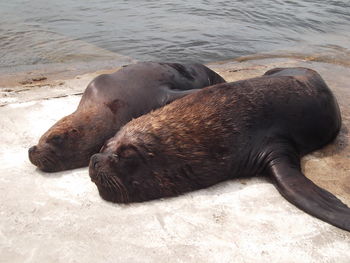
29;106;115;172
29;62;226;172
89;67;339;202
89;67;350;232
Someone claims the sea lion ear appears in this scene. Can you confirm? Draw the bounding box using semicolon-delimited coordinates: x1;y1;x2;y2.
70;128;80;137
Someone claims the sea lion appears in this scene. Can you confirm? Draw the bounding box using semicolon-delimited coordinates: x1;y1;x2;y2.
89;67;350;231
28;62;226;172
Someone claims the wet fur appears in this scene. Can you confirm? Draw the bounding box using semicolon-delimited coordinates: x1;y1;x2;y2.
90;67;350;231
29;62;226;172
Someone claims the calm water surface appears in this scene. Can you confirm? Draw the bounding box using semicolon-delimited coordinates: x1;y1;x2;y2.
1;0;350;72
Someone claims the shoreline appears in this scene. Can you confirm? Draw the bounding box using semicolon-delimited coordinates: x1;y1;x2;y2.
1;52;349;105
0;55;137;88
2;47;350;89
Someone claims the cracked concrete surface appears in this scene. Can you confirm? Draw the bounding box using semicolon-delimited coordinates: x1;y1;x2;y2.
0;58;349;263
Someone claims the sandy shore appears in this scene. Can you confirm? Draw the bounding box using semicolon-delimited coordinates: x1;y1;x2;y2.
0;58;349;263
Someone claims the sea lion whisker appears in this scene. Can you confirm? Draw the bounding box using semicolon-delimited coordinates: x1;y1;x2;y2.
45;154;57;166
106;176;125;202
110;176;129;203
99;172;119;190
98;172;110;187
37;156;54;169
105;177;118;191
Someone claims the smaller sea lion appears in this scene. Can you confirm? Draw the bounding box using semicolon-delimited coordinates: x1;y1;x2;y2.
89;67;350;231
28;62;225;172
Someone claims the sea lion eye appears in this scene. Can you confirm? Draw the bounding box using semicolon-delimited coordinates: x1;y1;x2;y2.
132;181;140;187
49;135;63;145
119;146;138;159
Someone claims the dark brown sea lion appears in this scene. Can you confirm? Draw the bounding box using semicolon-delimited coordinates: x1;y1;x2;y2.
28;62;225;172
89;67;350;231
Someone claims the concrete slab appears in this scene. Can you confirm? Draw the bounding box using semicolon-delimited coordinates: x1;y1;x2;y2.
0;59;349;263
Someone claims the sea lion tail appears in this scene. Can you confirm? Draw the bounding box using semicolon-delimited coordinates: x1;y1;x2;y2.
267;152;350;231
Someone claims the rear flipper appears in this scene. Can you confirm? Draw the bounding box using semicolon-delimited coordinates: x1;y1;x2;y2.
267;152;350;231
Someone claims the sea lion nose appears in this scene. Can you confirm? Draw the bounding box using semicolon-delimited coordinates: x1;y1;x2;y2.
28;146;37;154
90;154;100;170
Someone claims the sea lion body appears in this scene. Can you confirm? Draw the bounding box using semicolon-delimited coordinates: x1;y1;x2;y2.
28;62;225;172
89;67;350;231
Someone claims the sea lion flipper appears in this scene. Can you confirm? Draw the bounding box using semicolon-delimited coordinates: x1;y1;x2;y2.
267;155;350;231
165;89;201;104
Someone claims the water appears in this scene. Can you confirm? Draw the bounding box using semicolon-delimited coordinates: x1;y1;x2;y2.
1;0;350;73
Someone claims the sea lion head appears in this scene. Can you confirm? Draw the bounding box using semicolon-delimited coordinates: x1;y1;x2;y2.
29;111;111;172
89;134;167;203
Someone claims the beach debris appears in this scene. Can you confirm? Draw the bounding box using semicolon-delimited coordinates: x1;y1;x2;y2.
19;75;47;85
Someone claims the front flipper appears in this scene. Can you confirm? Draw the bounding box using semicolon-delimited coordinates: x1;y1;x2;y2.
163;88;201;105
266;151;350;231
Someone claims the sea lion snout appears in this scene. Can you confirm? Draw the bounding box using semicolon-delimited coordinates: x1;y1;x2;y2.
28;144;62;172
90;154;100;169
28;145;37;154
28;145;38;165
90;153;118;168
89;154;101;180
89;153;118;181
89;151;137;203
